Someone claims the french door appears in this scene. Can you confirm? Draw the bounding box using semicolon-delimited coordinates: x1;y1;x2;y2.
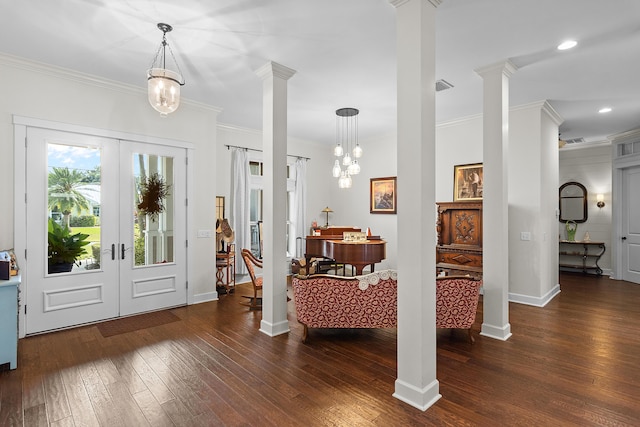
25;127;187;334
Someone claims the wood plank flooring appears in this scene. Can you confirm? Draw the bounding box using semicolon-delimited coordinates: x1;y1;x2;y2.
1;272;639;426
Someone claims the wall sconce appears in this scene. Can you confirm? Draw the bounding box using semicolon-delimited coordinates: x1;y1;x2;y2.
596;194;605;208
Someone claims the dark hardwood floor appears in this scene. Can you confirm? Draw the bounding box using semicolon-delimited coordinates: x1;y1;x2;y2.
1;272;639;426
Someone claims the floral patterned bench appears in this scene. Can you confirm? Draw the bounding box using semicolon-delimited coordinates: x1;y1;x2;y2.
291;270;397;343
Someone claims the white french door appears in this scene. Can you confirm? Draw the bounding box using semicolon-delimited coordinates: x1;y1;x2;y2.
622;165;640;284
25;128;187;334
119;141;187;316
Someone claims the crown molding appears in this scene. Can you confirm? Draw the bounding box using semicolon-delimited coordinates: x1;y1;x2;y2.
0;52;222;114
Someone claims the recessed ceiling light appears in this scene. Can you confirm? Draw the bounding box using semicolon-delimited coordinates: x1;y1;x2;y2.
557;40;577;50
598;107;612;113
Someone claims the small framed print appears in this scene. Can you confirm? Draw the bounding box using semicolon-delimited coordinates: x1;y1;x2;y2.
370;177;397;214
454;163;483;201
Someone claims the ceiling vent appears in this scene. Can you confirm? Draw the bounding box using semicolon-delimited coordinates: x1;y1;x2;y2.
435;79;454;92
565;137;586;145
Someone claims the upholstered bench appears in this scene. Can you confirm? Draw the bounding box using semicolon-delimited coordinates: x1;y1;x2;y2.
291;270;397;343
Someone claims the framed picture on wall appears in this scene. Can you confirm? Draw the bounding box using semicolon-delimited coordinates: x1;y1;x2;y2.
454;163;483;201
370;176;397;214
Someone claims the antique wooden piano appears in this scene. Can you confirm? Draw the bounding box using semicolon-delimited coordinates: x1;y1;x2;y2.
305;227;386;275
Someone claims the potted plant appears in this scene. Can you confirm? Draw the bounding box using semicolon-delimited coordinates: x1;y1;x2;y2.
47;218;90;274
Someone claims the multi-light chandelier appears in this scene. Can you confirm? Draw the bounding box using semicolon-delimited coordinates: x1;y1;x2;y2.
332;107;362;188
147;23;185;117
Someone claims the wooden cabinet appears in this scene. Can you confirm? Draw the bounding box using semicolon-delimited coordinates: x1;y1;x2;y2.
436;201;483;278
0;275;20;370
559;241;605;275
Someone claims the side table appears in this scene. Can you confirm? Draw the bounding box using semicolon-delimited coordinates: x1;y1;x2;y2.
216;245;236;294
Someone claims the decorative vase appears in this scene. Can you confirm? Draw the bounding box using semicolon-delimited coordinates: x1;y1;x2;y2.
565;221;577;241
583;231;591;242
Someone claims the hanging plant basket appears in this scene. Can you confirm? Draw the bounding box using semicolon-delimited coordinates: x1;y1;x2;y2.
138;172;171;221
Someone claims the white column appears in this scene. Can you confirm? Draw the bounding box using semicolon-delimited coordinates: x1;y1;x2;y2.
390;0;441;411
475;60;516;341
255;61;296;337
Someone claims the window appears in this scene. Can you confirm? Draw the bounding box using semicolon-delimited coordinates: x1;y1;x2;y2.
248;156;297;258
215;196;225;220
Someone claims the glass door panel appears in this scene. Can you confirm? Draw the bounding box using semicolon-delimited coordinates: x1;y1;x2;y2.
47;143;102;274
133;153;174;267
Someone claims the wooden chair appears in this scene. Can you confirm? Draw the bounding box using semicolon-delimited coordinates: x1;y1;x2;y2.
436;275;482;343
240;249;262;310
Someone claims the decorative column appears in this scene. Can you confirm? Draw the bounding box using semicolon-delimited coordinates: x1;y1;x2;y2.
390;0;441;411
475;60;516;341
255;61;296;337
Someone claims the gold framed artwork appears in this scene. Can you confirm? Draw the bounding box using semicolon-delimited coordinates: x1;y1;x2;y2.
370;176;397;214
454;163;483;201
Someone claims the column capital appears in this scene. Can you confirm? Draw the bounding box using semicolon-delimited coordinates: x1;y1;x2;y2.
255;61;297;81
474;59;518;78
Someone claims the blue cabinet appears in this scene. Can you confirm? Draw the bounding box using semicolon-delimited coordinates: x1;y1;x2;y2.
0;275;19;370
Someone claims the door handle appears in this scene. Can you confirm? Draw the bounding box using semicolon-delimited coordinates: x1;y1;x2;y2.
622;236;627;241
111;244;115;260
122;243;126;260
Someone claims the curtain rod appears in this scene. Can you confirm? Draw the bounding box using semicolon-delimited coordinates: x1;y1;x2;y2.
225;144;310;161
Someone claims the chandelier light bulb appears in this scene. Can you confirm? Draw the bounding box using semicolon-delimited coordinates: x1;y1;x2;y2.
342;153;351;166
334;144;343;156
332;160;342;178
338;171;347;188
353;144;363;158
348;160;360;175
345;173;353;188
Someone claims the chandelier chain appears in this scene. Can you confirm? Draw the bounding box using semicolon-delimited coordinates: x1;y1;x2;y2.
148;26;185;85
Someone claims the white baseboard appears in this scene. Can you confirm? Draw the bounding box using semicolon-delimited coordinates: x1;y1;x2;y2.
191;290;218;304
509;284;561;307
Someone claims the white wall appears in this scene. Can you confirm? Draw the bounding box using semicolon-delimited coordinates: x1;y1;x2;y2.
435;116;484;202
559;143;612;274
0;54;220;301
508;102;561;303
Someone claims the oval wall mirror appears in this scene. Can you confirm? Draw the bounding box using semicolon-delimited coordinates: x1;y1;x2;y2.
559;181;588;223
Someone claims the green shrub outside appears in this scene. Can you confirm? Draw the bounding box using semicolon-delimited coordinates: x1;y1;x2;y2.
134;223;145;265
69;215;97;227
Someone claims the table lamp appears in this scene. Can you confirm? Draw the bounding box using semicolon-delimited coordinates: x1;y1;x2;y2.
321;206;333;227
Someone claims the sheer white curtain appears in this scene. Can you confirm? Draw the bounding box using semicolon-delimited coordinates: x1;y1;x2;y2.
231;148;251;274
293;158;307;257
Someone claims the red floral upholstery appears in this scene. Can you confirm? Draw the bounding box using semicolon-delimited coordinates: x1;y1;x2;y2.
435;276;482;342
292;270;397;342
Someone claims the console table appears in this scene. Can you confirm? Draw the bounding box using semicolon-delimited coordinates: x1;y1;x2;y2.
559;241;605;275
0;274;20;370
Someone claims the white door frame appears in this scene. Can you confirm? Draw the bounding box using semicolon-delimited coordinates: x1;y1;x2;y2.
611;129;640;282
13;115;194;338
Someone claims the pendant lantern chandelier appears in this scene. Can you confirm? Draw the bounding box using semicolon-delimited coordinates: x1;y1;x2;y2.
332;107;362;188
147;23;185;117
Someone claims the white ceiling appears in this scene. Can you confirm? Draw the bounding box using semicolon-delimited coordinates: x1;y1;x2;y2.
1;0;639;146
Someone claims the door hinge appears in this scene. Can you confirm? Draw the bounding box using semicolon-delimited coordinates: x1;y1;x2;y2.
24;305;27;315
24;136;27;148
185;281;188;289
24;249;27;260
185;198;188;207
25;193;27;204
185;157;188;165
186;240;188;248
